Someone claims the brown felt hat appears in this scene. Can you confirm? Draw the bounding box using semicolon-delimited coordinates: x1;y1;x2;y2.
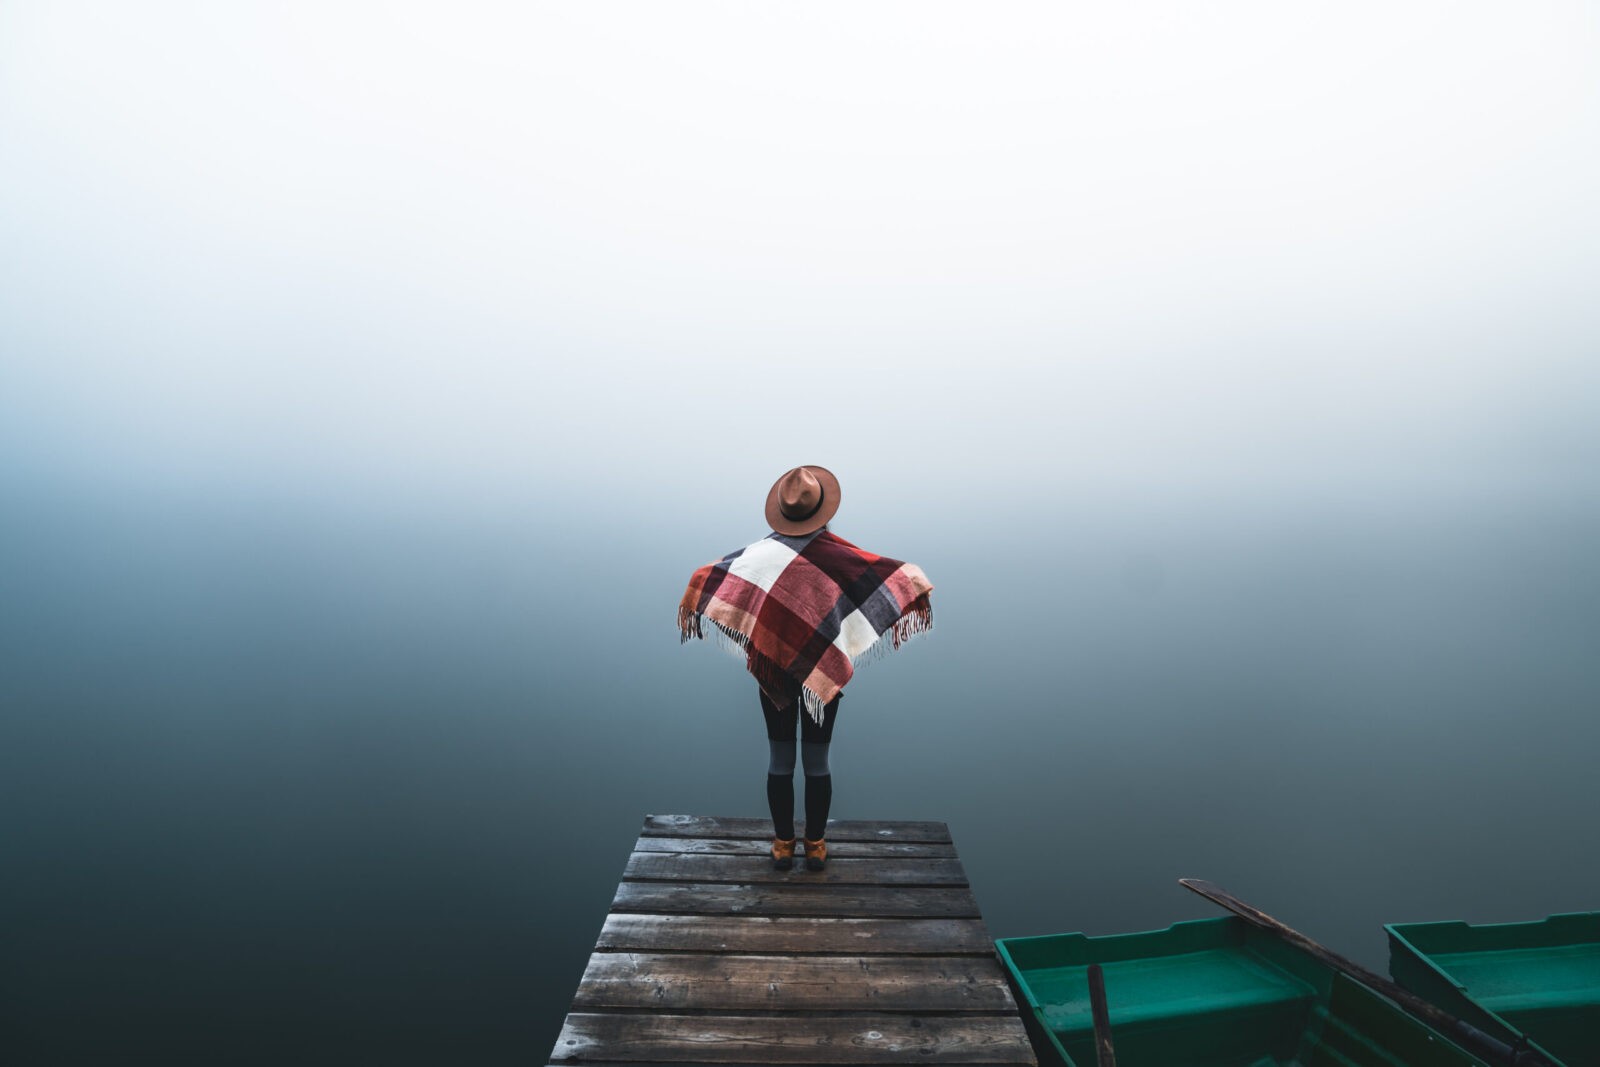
765;465;841;536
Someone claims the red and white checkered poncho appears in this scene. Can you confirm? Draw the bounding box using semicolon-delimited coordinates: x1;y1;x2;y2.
678;528;934;724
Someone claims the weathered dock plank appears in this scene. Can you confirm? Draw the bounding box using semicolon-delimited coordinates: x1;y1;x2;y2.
551;815;1034;1066
554;1011;1034;1064
595;915;996;955
611;881;982;918
642;814;953;843
623;851;969;886
574;952;1016;1012
633;835;959;859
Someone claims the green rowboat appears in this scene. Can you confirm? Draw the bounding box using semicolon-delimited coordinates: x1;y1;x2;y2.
1387;912;1600;1067
996;916;1486;1067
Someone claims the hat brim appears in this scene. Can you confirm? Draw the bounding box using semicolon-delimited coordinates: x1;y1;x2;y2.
765;466;841;536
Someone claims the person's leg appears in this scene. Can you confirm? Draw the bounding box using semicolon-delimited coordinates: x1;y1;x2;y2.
760;688;799;865
766;739;796;841
799;693;841;868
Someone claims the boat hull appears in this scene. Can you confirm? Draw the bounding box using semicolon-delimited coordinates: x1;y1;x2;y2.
997;916;1484;1067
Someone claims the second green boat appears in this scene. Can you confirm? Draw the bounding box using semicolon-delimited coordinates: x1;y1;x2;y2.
1388;911;1600;1067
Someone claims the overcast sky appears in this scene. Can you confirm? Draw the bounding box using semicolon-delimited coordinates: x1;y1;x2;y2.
3;2;1596;515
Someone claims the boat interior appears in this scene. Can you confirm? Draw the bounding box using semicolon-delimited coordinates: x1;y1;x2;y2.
999;916;1481;1067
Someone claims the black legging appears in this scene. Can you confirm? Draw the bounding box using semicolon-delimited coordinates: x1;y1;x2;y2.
759;685;840;841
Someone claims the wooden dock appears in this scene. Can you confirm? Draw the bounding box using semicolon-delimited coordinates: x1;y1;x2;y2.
549;814;1036;1066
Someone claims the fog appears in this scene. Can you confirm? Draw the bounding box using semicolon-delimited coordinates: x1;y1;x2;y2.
3;4;1597;1063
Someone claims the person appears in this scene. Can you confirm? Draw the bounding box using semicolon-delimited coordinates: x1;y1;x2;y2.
677;466;934;873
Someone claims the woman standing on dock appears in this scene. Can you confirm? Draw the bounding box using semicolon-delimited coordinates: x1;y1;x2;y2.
678;466;935;873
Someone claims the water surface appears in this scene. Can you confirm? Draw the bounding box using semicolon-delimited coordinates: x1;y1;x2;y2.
4;474;1595;1063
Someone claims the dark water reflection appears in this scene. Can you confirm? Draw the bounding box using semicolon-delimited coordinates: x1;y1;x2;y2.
3;478;1596;1064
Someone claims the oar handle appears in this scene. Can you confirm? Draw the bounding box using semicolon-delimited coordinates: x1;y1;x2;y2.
1178;879;1555;1067
1087;962;1117;1067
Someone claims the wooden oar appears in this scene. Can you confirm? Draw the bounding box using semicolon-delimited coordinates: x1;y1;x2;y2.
1086;962;1117;1067
1179;878;1554;1067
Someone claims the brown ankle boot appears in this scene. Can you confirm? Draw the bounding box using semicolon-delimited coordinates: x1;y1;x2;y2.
803;837;827;871
770;837;797;870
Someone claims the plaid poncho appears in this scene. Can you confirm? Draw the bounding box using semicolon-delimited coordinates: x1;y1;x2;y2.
678;528;934;724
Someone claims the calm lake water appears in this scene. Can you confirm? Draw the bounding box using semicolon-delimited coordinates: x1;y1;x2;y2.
3;474;1597;1064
